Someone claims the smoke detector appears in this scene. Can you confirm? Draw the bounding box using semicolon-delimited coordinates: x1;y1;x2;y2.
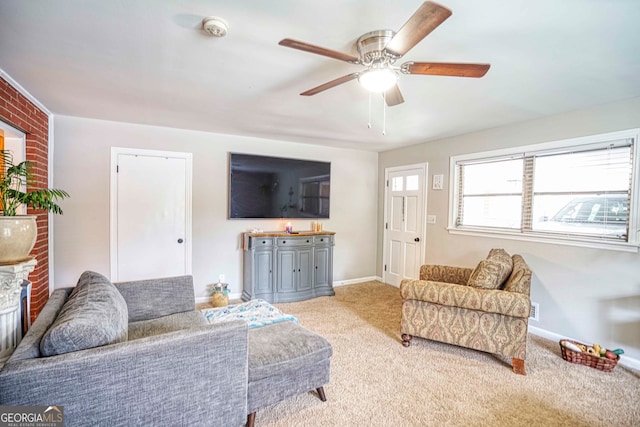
202;16;228;37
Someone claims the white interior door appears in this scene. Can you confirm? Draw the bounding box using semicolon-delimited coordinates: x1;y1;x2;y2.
110;148;192;282
383;164;427;287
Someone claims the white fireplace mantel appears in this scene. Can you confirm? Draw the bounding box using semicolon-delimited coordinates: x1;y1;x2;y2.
0;257;37;367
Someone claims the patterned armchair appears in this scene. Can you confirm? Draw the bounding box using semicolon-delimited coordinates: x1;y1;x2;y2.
400;250;532;374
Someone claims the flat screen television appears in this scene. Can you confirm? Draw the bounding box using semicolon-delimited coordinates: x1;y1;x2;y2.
229;153;331;219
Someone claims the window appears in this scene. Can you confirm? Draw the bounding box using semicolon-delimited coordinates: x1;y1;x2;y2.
406;174;419;191
449;129;640;251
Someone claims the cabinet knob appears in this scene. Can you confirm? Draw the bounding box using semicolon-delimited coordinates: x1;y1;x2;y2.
306;240;310;243
283;240;286;244
262;241;266;244
298;268;301;272
177;238;184;244
320;238;324;242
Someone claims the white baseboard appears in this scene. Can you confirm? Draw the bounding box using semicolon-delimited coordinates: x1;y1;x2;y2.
529;326;640;371
195;296;210;305
196;292;242;305
333;276;382;287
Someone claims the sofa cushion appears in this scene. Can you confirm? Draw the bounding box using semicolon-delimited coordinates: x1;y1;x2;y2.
467;260;505;290
486;248;513;287
40;271;128;356
248;321;333;382
114;275;195;322
128;311;208;340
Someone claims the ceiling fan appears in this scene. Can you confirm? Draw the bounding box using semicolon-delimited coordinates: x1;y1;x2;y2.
279;1;490;107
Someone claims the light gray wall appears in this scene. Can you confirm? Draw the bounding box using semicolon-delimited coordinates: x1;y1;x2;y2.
53;115;378;300
378;97;640;361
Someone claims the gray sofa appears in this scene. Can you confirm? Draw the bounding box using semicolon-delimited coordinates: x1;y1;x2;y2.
0;272;332;427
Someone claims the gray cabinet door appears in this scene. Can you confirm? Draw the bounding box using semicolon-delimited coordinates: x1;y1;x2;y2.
243;233;334;302
297;248;313;291
255;250;273;293
277;249;297;293
314;246;330;287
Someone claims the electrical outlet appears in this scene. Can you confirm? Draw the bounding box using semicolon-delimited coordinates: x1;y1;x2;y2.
530;302;539;322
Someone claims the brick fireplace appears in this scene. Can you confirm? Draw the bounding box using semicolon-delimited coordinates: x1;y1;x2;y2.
0;76;51;323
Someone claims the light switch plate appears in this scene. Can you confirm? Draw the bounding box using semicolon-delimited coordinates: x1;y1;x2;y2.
427;215;436;224
432;174;444;190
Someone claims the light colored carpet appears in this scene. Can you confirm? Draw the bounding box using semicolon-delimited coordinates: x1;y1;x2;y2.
248;281;639;427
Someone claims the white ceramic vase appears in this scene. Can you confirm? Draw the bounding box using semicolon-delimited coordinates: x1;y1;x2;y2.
0;216;37;264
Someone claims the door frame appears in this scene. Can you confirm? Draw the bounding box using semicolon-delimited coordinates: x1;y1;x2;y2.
109;147;193;281
382;162;428;286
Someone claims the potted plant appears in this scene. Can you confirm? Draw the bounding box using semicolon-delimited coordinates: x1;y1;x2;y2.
0;150;69;264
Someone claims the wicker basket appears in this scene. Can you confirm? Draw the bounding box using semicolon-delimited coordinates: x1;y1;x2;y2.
559;339;619;372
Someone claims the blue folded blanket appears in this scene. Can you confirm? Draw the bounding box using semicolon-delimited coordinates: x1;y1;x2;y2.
200;299;298;329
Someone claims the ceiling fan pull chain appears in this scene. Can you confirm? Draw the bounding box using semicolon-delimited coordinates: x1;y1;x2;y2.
367;92;372;129
382;92;387;136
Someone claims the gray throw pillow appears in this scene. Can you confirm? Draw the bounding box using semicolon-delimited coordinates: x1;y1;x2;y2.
40;271;128;356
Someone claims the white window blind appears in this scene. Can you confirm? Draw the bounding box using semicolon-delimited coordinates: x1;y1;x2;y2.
452;133;637;246
530;143;631;240
457;157;523;229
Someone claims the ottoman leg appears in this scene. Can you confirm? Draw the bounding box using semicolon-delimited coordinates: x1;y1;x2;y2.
246;412;256;427
316;386;327;402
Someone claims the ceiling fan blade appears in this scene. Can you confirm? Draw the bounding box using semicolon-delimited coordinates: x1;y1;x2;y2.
384;84;405;106
385;1;452;58
300;73;360;96
279;38;360;63
404;62;491;77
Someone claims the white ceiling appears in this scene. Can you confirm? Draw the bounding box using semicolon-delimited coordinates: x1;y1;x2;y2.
1;0;639;152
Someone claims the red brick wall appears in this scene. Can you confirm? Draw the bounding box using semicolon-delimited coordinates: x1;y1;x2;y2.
0;76;51;322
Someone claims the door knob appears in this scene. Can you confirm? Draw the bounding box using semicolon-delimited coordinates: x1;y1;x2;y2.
414;237;420;242
177;238;184;244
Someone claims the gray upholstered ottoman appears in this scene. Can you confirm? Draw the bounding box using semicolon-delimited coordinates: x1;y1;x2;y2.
246;321;332;427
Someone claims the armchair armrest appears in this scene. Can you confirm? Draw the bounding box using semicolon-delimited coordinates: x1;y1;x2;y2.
400;279;531;318
0;321;249;427
114;275;196;322
420;265;473;285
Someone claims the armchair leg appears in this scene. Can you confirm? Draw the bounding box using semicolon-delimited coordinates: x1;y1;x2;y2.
512;358;526;375
316;386;327;402
246;412;256;427
401;334;413;347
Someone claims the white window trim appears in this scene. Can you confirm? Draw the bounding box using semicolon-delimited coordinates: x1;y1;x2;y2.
447;129;640;253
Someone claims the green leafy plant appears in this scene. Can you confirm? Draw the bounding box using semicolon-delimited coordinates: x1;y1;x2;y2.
1;150;69;216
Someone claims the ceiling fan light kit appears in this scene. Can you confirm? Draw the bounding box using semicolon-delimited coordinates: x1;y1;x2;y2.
358;67;397;93
278;1;490;106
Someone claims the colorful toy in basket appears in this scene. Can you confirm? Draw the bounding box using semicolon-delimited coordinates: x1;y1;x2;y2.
560;339;624;372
